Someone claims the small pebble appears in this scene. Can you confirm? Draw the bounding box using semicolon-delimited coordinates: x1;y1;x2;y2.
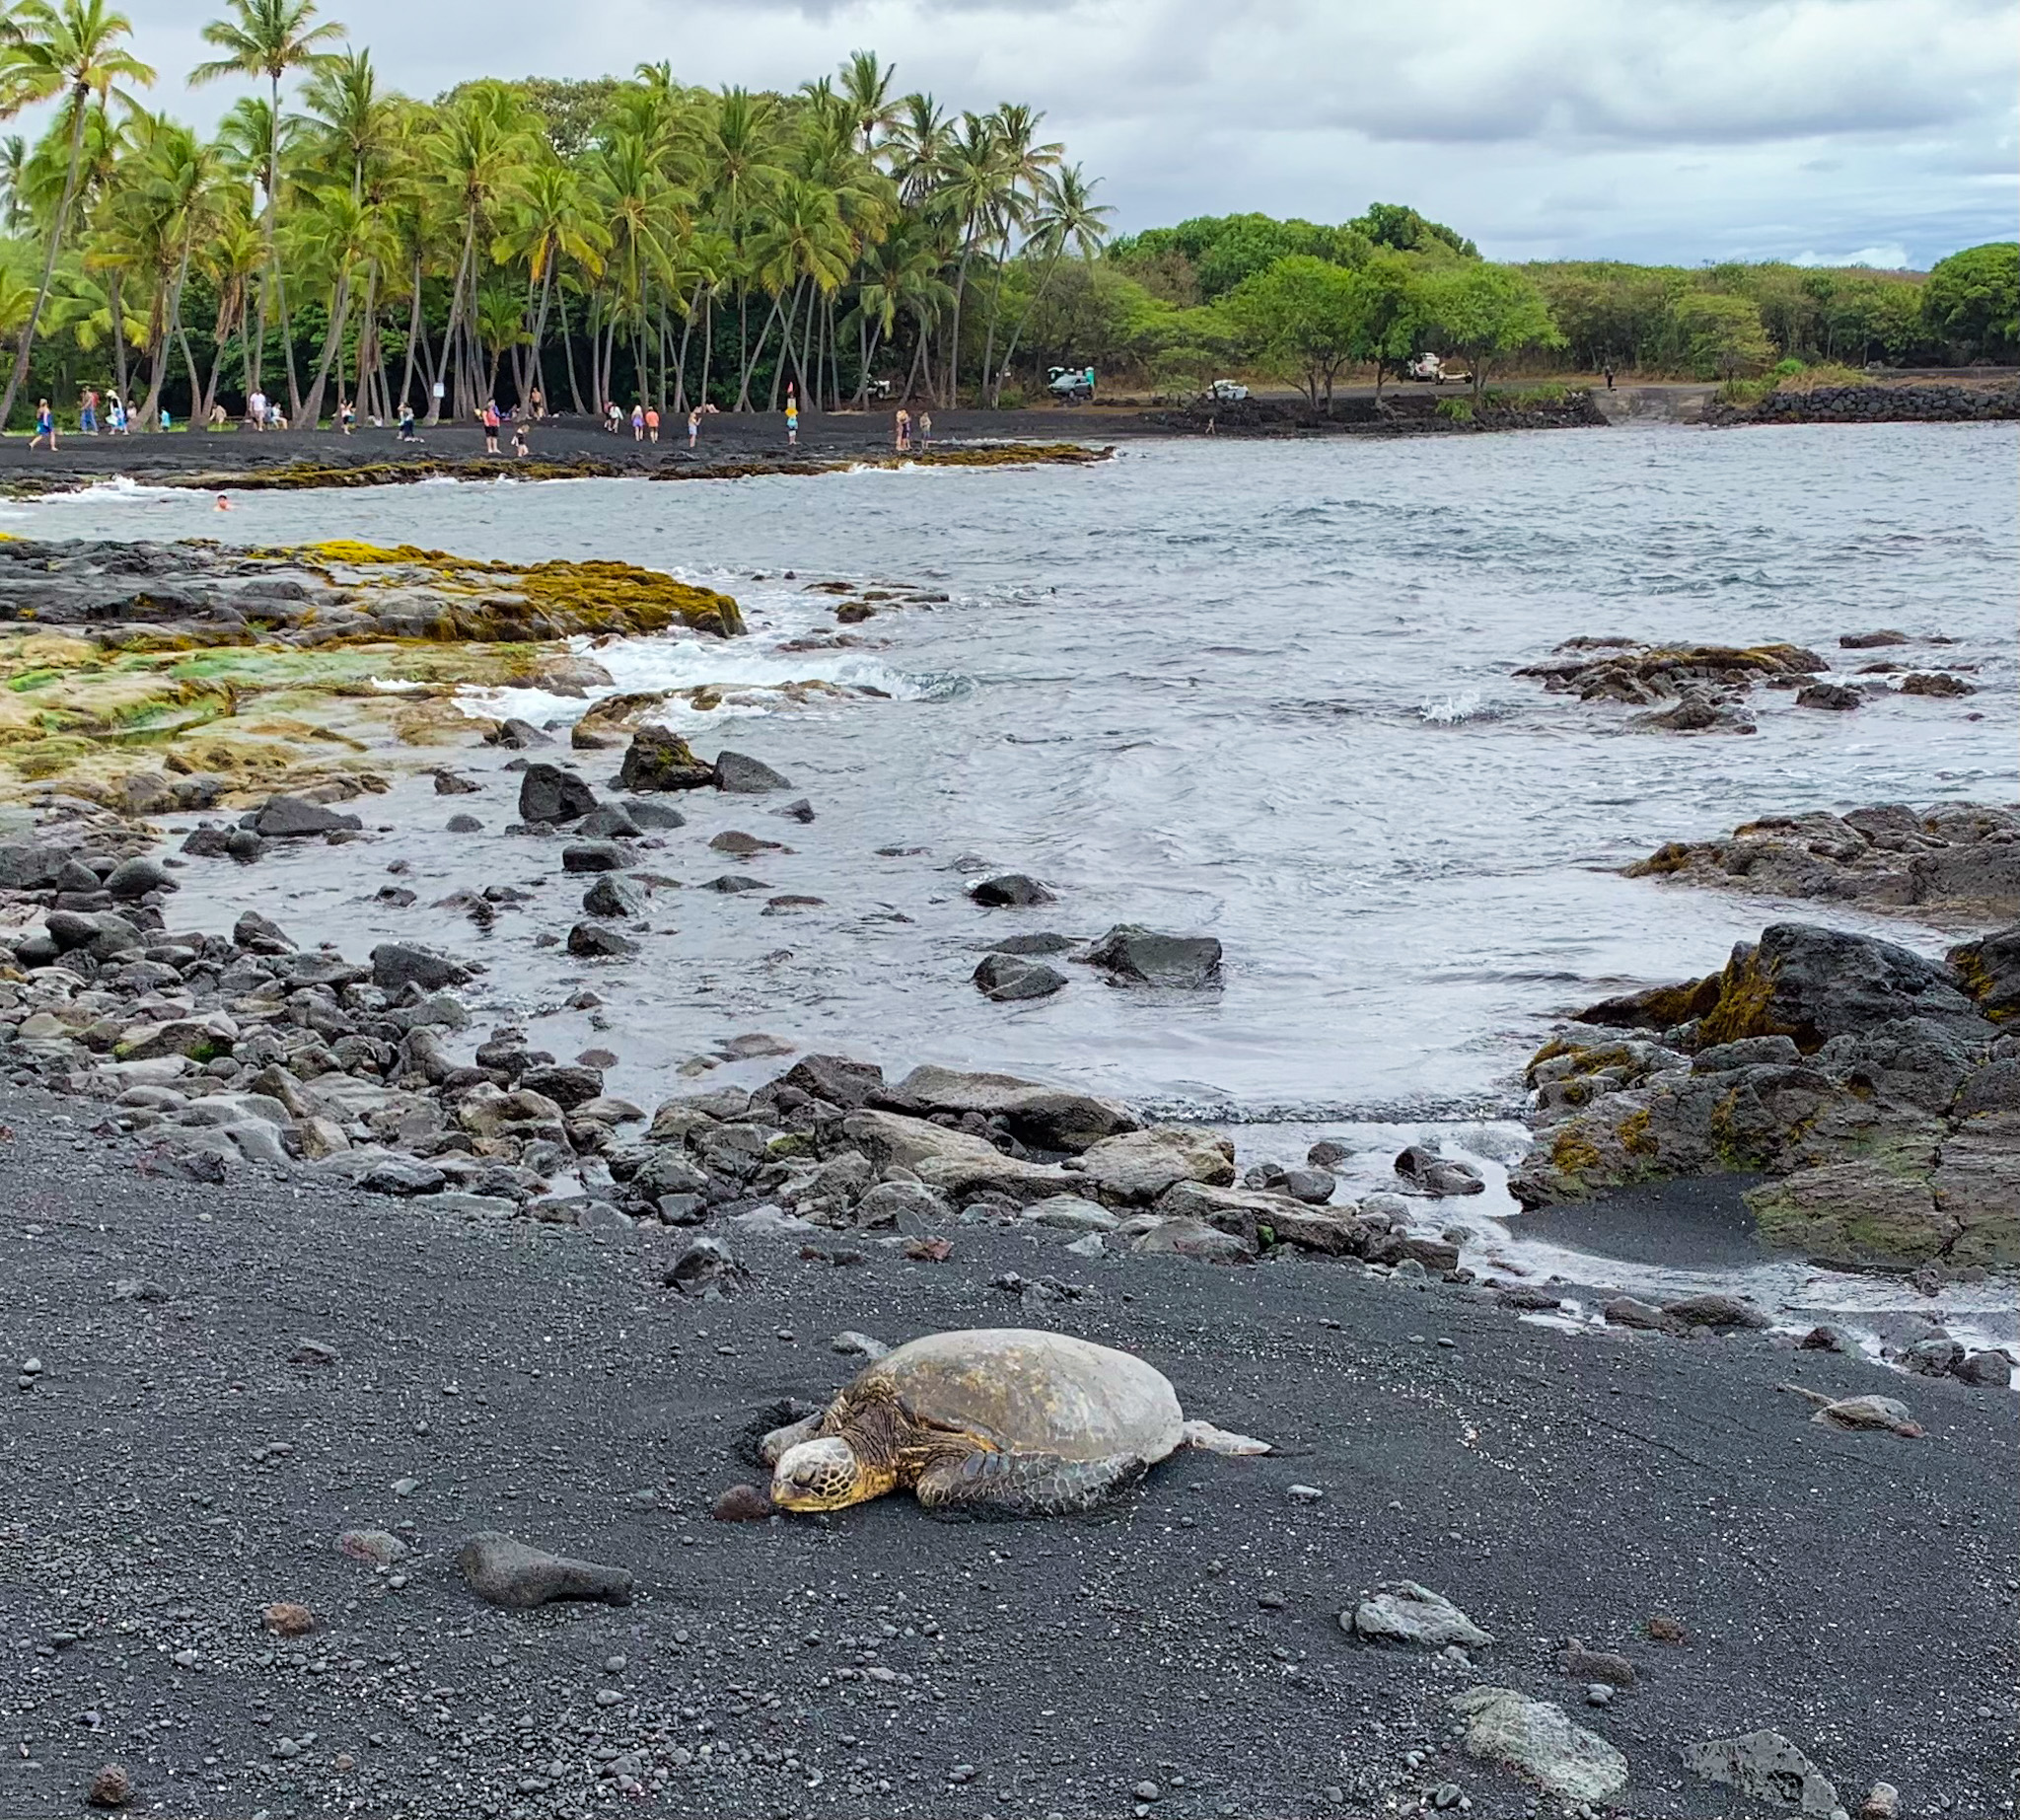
1586;1684;1613;1707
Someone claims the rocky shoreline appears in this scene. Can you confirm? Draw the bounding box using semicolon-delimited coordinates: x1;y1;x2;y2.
1;530;2015;1818
1705;378;2020;427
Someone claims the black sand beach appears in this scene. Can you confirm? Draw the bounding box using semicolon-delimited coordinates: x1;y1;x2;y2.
2;1085;2012;1820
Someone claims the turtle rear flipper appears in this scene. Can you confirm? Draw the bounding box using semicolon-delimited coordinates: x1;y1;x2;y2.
1181;1419;1271;1456
915;1447;1149;1519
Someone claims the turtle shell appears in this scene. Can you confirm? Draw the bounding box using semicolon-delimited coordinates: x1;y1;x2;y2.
854;1328;1185;1463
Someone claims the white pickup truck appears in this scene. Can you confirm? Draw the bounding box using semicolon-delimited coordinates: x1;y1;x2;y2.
1407;352;1471;385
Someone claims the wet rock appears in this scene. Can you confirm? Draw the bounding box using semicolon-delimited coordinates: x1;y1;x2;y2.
579;804;641;838
568;922;638;959
1795;682;1862;710
626;798;686;830
853;1180;955;1231
432;767;480;793
1349;1582;1496;1649
487;716;552;749
1859;1782;1902;1819
714;750;793;793
981;931;1080;956
973;953;1068;1001
445;812;483;833
1840;629;1910;648
1078;923;1223;987
843;1109;1074;1203
1630;690;1757;734
712;1483;773;1521
562;840;625;873
582;874;646;918
371;942;471;992
517;763;598;825
252;795;364;837
1022;1196;1119;1232
103;856;173;900
971;872;1055;908
1948;922;2020;1021
1603;1296;1672;1332
360;1158;445;1196
457;1532;634;1609
700;873;768;894
1662;1292;1771;1331
617;726;714;791
1394;1143;1485;1197
519;1063;604;1111
1681;1729;1840;1816
1900;671;1974;697
1798;1323;1856;1352
1449;1687;1628;1803
1805;1392;1923;1437
1280;1166;1336;1203
1307;1139;1350;1167
1956;1347;2014;1387
1902;1336;1965;1377
775;797;817;823
1129;1217;1258;1263
710;829;785;855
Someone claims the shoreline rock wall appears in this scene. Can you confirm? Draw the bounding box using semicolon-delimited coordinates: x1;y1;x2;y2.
1707;380;2020;427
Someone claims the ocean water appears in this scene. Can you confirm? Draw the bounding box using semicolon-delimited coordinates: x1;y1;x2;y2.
14;419;2014;1129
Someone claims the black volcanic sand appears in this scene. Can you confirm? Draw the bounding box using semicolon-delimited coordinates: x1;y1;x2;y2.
0;409;1153;494
2;1086;2012;1820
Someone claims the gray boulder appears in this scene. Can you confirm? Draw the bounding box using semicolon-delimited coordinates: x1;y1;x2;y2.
371;943;471;992
890;1063;1134;1152
970;873;1055;908
1349;1581;1495;1649
1450;1688;1628;1803
457;1532;633;1609
518;763;597;825
616;726;714;792
1681;1729;1840;1816
973;953;1067;1001
251;794;363;837
714;750;793;793
1079;923;1222;987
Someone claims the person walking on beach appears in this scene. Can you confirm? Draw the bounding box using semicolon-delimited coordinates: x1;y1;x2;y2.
895;407;910;452
645;403;660;443
917;409;931;452
630;401;644;441
339;399;355;435
483;400;503;453
397;401;418;441
249;388;266;429
785;395;798;448
28;398;55;448
529;385;544;419
1603;363;1615;391
686;405;701;450
80;387;98;434
108;392;128;434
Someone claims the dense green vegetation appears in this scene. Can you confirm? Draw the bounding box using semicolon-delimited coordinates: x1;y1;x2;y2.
0;0;2011;431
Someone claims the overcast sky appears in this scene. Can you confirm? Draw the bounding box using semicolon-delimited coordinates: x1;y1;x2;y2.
102;0;2020;268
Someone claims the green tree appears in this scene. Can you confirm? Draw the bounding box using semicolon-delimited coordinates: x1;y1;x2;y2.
1922;243;2018;360
1670;291;1771;379
1419;261;1561;395
1222;254;1365;408
0;0;156;430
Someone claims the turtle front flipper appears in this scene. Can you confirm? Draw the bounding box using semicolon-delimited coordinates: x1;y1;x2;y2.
915;1446;1150;1519
759;1410;829;1466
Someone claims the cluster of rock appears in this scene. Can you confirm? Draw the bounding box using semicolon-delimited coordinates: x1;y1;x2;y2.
1511;919;2019;1273
965;899;1224;1003
1144;389;1608;436
1513;635;1978;733
1627;801;2020;923
1708;379;2020;426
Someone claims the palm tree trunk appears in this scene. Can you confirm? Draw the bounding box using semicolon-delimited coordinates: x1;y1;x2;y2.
528;261;555;410
697;293;713;408
767;281;805;412
300;267;352;425
431;235;474;423
0;86;89;432
672;291;694;413
560;290;587;414
108;271;131;403
397;259;423;411
742;293;784;411
140;246;196;428
992;251;1066;408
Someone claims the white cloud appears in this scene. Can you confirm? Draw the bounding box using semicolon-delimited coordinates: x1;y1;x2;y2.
51;0;2020;265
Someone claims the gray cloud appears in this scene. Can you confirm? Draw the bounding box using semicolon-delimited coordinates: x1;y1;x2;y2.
77;0;2020;264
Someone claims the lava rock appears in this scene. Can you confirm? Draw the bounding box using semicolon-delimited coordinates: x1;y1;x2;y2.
1395;1144;1486;1197
104;856;174;900
1795;683;1862;710
617;726;715;791
714;750;794;793
251;795;364;837
457;1532;634;1609
518;763;598;825
371;942;471;992
582;874;646;918
971;873;1056;908
974;953;1068;1001
562;840;625;873
568;922;639;959
1079;922;1223;986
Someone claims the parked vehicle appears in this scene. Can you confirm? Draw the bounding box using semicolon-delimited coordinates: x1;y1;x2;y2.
1205;378;1250;401
1047;364;1096;402
1407;352;1471;385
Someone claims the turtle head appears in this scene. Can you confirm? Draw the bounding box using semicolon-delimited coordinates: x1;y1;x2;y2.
771;1436;868;1511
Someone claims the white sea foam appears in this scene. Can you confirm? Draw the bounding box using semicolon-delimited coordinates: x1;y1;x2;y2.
1419;690;1487;724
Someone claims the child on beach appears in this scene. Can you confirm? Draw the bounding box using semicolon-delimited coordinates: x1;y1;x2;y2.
29;399;55;448
686;406;701;449
108;393;127;434
339;399;355;435
397;402;418;441
785;397;798;447
511;422;530;457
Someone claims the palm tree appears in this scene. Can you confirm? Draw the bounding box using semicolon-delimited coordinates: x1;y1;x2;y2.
990;162;1110;404
189;0;346;416
0;134;27;232
0;0;155;432
974;103;1060;406
299;46;397;200
932;110;1014;405
700;86;782;407
495;155;605;412
837;50;901;157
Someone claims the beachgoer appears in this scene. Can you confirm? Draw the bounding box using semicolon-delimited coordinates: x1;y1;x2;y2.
29;399;55;449
895;408;910;452
785;397;798;447
631;402;645;442
482;400;501;455
1603;364;1615;391
339;399;355;435
645;404;660;443
607;400;621;435
397;402;418;441
159;407;172;431
686;406;701;450
249;388;266;429
917;409;931;451
208;401;228;428
108;393;127;434
529;386;544;418
215;493;232;512
511;422;530;458
269;408;286;431
80;387;98;434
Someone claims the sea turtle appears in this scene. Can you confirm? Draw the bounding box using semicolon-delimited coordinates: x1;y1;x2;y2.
761;1327;1269;1517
